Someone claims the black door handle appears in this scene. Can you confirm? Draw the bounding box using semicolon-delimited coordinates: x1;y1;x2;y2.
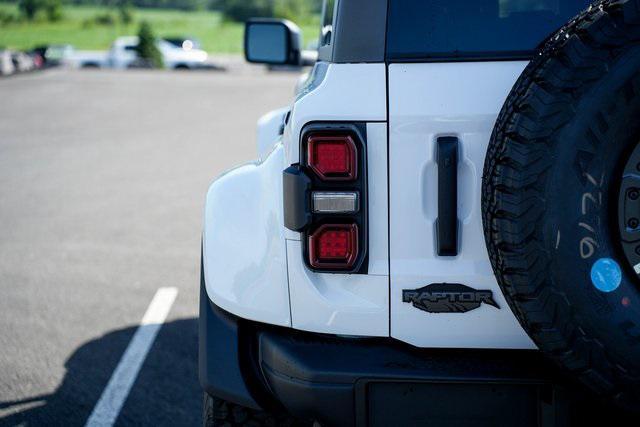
436;136;459;256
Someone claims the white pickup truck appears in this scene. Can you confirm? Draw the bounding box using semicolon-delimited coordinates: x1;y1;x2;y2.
200;0;640;425
69;36;208;69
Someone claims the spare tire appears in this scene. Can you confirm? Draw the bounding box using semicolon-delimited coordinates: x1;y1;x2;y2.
483;0;640;410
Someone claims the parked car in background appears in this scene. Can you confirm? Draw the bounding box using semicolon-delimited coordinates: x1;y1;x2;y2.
68;46;108;68
163;36;202;51
31;44;74;68
69;36;209;70
157;38;209;69
0;50;15;76
0;48;46;76
29;52;44;69
105;36;140;69
11;51;35;73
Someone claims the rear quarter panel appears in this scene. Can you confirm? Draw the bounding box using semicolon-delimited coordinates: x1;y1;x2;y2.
203;144;291;327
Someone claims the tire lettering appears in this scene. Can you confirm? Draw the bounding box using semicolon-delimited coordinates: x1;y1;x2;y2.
581;193;598;215
578;172;603;259
580;236;597;259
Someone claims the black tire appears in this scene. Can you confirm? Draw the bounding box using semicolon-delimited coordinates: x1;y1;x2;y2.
203;393;307;427
483;0;640;410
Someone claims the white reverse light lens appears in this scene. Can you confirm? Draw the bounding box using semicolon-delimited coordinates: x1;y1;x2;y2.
312;192;359;214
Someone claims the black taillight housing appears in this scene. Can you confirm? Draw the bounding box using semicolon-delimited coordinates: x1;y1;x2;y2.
283;123;368;273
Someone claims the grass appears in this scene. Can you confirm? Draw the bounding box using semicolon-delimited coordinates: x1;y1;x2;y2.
0;3;320;53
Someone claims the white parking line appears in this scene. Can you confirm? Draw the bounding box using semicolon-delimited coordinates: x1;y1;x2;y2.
85;287;179;427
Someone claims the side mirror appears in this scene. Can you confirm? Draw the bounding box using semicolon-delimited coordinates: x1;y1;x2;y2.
244;19;301;65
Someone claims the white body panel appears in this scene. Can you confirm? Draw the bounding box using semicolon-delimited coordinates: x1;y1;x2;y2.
256;107;289;160
388;62;535;349
284;63;387;167
287;122;389;336
203;143;290;327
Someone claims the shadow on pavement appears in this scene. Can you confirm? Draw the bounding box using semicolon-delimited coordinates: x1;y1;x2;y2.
0;318;199;427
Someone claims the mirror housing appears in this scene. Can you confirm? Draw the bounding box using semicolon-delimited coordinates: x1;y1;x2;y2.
244;19;302;66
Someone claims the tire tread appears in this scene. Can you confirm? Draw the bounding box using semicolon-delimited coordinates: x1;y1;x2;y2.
482;0;640;408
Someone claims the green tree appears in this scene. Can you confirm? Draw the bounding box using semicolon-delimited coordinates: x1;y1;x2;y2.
44;0;62;21
18;0;62;21
0;10;19;26
273;0;311;22
135;21;163;68
118;0;134;25
18;0;42;20
220;0;273;22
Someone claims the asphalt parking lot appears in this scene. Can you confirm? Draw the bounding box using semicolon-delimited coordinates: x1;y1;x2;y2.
0;67;298;426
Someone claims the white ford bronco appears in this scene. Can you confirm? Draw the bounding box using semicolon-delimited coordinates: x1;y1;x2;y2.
200;1;640;425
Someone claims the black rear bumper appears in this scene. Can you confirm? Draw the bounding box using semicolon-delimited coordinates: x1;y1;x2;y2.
259;331;560;427
199;278;614;426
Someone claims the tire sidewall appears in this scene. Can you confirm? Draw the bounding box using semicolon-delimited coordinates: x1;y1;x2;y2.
544;46;640;370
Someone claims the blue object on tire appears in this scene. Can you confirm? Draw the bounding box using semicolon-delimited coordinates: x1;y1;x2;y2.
590;258;621;293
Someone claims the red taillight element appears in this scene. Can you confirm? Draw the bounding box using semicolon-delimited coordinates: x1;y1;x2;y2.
307;134;357;181
308;224;359;269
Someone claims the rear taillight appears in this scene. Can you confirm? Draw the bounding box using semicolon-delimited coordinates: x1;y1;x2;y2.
282;124;367;273
308;224;359;269
307;134;357;181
